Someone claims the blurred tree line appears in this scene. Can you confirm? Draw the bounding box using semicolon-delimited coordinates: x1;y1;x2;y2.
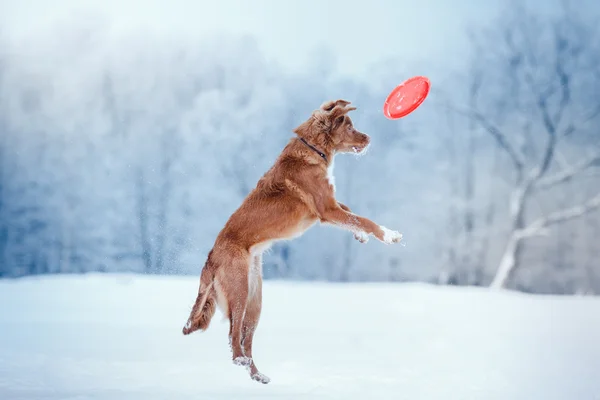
0;2;598;294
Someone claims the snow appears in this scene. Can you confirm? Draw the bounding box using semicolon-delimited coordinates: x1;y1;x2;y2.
1;273;599;400
379;225;403;244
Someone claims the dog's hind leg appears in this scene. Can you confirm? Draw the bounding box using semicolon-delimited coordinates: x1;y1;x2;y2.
217;253;251;367
242;254;270;384
182;266;216;335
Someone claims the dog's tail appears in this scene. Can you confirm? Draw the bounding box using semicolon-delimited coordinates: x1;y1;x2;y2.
182;265;217;335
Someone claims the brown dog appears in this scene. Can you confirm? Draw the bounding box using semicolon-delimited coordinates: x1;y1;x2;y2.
182;99;403;384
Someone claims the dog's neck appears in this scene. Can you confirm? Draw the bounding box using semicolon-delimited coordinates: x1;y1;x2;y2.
297;137;328;163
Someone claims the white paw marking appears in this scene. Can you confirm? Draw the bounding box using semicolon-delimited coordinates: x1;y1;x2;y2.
379;226;403;244
354;231;369;243
233;356;252;367
252;372;271;384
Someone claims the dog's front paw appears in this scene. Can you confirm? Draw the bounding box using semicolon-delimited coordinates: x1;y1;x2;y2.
378;226;403;244
354;231;369;243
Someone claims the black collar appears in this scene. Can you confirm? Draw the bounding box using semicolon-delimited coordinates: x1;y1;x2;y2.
298;137;328;163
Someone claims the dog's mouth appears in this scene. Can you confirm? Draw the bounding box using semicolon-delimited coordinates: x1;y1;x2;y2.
351;144;369;155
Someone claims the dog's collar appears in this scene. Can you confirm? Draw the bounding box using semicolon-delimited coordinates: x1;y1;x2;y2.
298;137;328;163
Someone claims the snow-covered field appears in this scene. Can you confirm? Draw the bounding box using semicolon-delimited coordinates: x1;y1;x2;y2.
1;274;599;400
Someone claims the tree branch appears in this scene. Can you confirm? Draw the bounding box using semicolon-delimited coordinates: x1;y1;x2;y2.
520;59;559;183
558;104;600;139
453;106;526;174
536;151;600;189
534;96;558;179
552;27;571;128
518;191;600;238
515;18;574;184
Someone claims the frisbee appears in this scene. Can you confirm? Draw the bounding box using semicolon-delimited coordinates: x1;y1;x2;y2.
383;76;430;119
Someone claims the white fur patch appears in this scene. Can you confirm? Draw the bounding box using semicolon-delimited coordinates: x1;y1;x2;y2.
327;158;336;192
250;241;273;257
354;231;369;242
248;241;271;298
248;255;262;298
379;225;402;244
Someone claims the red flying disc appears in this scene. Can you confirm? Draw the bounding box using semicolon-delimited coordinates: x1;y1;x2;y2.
383;76;430;119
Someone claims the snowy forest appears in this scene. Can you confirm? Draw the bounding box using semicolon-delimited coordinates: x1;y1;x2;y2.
0;2;599;295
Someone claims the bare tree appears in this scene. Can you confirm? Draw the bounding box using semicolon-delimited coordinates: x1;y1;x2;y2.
134;168;153;272
103;72;157;273
582;209;600;294
439;68;497;286
458;3;600;289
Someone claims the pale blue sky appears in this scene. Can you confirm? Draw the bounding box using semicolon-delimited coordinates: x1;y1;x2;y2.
1;0;507;78
3;0;599;78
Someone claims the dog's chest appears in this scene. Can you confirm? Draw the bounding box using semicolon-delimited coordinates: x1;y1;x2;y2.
327;159;336;192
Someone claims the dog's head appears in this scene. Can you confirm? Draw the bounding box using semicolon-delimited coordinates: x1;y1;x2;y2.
293;99;370;156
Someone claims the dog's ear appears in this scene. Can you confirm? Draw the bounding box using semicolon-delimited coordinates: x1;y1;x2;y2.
320;99;352;112
329;104;357;130
296;100;356;138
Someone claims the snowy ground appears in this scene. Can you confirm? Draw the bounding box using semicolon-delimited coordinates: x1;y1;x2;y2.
1;274;599;400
